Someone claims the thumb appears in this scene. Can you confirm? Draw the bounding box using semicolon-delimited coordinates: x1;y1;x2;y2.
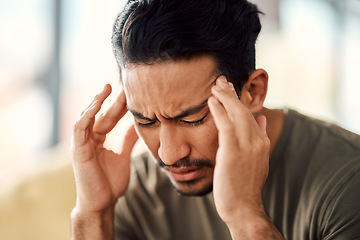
120;125;139;158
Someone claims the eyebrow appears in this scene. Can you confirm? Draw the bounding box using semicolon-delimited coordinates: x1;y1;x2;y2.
127;99;208;122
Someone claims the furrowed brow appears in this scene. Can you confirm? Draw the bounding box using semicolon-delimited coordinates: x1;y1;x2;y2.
170;99;208;120
126;99;208;122
127;106;156;122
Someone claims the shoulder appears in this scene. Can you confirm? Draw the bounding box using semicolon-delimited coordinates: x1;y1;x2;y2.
285;109;360;186
272;109;360;174
288;109;360;150
275;109;360;168
266;109;360;238
289;110;360;237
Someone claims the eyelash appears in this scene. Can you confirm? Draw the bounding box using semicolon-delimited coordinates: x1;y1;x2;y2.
136;115;208;128
137;122;155;128
182;115;207;126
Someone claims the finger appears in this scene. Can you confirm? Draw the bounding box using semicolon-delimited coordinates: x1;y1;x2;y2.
93;89;128;135
208;96;238;152
211;77;253;140
211;77;249;121
73;85;112;144
85;84;112;111
73;100;102;146
119;125;139;158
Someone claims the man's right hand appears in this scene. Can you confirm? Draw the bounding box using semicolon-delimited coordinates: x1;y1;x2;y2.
70;84;138;239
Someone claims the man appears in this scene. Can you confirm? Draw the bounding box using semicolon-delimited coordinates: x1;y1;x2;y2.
71;0;360;239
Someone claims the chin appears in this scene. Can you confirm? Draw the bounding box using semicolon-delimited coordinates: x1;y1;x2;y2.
172;179;213;197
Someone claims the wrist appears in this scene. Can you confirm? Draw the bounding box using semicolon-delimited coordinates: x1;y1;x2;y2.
224;207;283;240
219;197;265;225
71;206;115;240
224;203;266;229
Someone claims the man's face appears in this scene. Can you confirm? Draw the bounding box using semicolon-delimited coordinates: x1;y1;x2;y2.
122;55;220;196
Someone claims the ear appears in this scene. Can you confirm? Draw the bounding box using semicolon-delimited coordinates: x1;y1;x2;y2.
239;69;268;114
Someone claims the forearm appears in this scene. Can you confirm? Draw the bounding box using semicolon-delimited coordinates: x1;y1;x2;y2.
71;207;115;240
226;209;284;240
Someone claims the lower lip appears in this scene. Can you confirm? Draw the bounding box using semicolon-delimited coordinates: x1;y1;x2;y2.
168;168;203;182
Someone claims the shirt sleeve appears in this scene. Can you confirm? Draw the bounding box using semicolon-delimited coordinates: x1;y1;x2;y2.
320;167;360;239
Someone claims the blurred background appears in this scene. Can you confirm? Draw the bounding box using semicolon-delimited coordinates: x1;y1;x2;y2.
0;0;359;239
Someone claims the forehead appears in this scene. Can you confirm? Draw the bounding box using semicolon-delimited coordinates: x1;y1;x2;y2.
122;56;218;117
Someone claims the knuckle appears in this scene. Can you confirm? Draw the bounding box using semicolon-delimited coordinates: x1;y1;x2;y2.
253;136;270;153
258;137;267;148
73;118;84;131
249;138;263;152
93;133;105;143
264;138;271;152
94;93;102;101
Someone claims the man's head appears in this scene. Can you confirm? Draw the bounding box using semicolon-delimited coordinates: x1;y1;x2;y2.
111;0;266;196
112;0;262;94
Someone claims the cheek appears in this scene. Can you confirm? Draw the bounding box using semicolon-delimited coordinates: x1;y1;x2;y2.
134;125;160;157
190;121;219;158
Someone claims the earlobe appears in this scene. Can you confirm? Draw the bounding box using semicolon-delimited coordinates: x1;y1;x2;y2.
240;69;268;114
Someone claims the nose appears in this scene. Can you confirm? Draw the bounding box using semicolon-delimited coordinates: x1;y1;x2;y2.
158;124;190;166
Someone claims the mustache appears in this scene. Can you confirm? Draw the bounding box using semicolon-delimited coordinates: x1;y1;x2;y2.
158;156;214;168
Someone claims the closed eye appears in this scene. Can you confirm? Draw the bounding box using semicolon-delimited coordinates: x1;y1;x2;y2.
136;120;156;128
135;113;209;128
181;114;208;127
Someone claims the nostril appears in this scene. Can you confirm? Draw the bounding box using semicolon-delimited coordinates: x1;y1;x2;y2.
158;142;190;166
158;125;191;166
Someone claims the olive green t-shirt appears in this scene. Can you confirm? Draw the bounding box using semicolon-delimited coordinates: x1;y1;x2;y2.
115;109;360;239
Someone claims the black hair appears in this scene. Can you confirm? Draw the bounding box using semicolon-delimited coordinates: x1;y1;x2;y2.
112;0;262;93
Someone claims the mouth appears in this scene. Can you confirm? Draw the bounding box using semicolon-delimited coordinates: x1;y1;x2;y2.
165;167;204;182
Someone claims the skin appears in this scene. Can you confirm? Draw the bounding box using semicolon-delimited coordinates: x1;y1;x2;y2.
71;55;285;239
123;56;219;196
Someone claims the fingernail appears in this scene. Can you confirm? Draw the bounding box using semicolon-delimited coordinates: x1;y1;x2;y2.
218;76;227;82
228;82;235;91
